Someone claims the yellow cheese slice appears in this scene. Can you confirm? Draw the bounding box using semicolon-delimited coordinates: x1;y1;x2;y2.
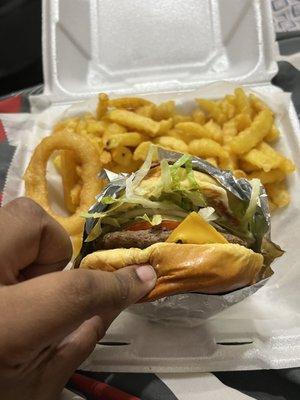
166;212;228;245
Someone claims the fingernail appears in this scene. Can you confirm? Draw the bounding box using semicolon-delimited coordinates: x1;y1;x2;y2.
136;265;157;283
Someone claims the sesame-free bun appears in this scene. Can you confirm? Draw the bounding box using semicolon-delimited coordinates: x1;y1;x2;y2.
80;242;263;302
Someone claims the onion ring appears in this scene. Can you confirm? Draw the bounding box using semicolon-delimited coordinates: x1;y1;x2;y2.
24;131;102;235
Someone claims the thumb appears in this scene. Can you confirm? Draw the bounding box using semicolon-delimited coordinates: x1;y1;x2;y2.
107;264;157;310
44;265;156;393
0;265;156;355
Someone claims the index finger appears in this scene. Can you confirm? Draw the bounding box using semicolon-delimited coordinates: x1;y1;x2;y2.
0;265;156;361
0;197;72;283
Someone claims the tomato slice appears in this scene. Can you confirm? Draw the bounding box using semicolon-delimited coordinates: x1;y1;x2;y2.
127;220;180;231
161;220;180;230
127;221;152;231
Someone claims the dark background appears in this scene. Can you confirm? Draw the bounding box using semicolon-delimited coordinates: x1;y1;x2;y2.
0;0;42;96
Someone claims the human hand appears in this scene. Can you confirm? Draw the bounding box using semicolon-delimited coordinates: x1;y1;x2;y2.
0;198;156;400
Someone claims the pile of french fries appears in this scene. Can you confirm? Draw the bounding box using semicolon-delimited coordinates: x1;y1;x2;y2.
53;88;295;212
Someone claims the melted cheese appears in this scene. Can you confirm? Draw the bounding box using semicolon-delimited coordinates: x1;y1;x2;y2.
166;212;228;245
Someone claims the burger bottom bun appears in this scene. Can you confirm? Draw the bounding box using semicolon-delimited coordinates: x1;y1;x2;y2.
80;243;264;302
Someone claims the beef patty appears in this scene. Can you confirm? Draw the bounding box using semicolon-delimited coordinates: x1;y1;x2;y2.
97;226;247;250
98;227;171;250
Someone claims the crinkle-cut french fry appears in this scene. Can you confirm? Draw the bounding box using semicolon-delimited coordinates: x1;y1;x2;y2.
257;141;283;163
225;94;236;105
86;120;106;136
102;132;116;148
175;122;220;142
106;132;144;149
227;104;236;120
219;147;237;170
109;161;143;174
234;88;252;117
222;119;237;144
152;101;175;121
265;182;290;208
248;169;286;184
133;141;158;161
204;120;223;142
99;150;112;165
220;99;236;120
154;136;188;153
135;104;155;118
257;142;295;174
257;141;281;158
189;138;229;160
165;129;184;140
235;113;252;132
230;110;273;155
102;123;127;147
97;93;109;119
239;160;259;172
88;136;104;153
233;169;247;179
205;157;218;167
192;110;206;125
242;148;281;172
172;114;192;124
265;124;280;142
75;119;87;135
108;109;160;136
196;98;226;125
54;117;79;133
219;157;236;171
133;141;153;161
280;158;296;174
112;146;133;166
249;93;271;114
108;97;154;109
158;118;173;135
107;123;127;135
61;150;80;213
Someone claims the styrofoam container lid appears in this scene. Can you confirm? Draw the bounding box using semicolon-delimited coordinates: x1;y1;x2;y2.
42;0;278;103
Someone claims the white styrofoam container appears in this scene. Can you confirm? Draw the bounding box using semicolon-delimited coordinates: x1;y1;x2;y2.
38;0;277;105
24;0;300;372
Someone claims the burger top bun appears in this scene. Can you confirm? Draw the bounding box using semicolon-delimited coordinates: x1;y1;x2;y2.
80;242;264;302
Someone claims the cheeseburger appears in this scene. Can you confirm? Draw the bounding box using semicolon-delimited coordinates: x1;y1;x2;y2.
77;151;282;302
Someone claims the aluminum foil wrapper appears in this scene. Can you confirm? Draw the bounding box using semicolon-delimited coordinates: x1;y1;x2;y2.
77;149;275;321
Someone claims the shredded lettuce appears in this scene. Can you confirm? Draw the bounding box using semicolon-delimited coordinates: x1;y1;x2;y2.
113;205;188;224
198;207;218;222
137;214;163;226
243;179;261;224
81;211;105;219
171;154;191;169
102;217;120;228
85;220;102;242
181;190;206;207
126;144;157;199
101;196;116;205
160;159;172;192
123;145;162;210
184;157;199;190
